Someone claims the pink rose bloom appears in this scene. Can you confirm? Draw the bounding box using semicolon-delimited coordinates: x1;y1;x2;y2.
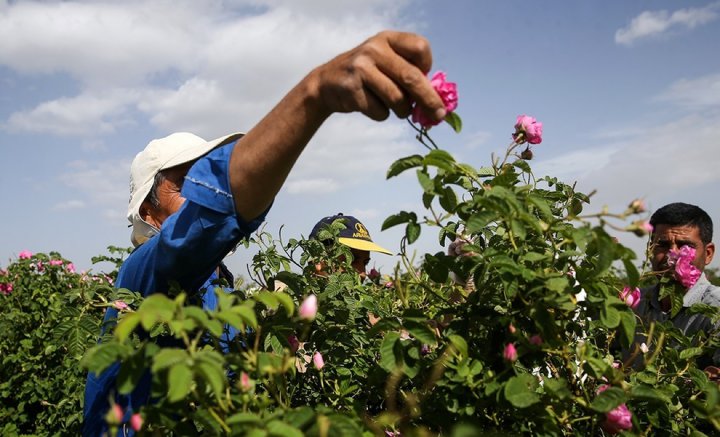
529;334;543;346
36;261;44;272
112;404;123;423
130;413;143;431
18;250;32;260
602;404;633;434
313;351;325;370
411;71;458;128
384;281;394;289
49;259;64;267
239;371;253;392
66;263;76;274
299;294;318;320
619;286;641;310
596;384;633;434
669;246;702;288
113;300;129;311
287;334;300;353
368;268;380;281
503;342;518;362
512;115;543;145
1;283;13;295
0;268;7;276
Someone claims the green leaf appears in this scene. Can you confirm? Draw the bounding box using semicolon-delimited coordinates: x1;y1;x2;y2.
630;384;671;403
380;332;401;372
600;304;621;329
196;361;225;400
217;310;246;331
254;291;279;311
387;155;423;179
618;310;637;348
382;211;417;231
680;347;704;360
114;312;141;342
504;374;540;408
544;378;571;400
231;305;258;329
590;387;626;413
81;343;131;375
623;258;640;288
167;363;193;402
444;111;462;133
404;320;436;345
273;292;295;316
227;412;262;426
416;169;435;193
424;149;456;171
448;334;468;357
152;348;189;373
117;348;146;394
267;420;304;437
406;222;421;245
439;186;458;213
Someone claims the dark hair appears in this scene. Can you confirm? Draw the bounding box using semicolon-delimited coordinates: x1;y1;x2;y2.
649;202;713;244
145;171;167;209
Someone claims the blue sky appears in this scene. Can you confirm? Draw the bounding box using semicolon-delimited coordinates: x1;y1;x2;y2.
1;0;719;277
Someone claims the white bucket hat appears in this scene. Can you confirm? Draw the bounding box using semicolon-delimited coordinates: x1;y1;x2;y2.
128;131;244;246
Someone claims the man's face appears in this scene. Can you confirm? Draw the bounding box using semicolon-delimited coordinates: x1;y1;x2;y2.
141;163;192;229
650;224;715;272
350;249;370;279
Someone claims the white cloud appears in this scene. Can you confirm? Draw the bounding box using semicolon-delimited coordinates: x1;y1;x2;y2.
4;89;139;136
656;73;720;108
284;116;416;194
1;1;416;138
59;159;131;210
615;2;720;45
52;199;86;211
286;178;339;194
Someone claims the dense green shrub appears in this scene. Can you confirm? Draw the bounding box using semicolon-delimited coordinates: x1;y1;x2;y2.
0;248;126;436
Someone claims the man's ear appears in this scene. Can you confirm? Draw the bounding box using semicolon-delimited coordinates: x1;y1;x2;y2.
139;200;160;228
705;242;715;266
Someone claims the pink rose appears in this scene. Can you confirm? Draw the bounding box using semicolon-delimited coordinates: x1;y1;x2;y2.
508;323;517;334
313;351;325;370
18;250;32;260
384;281;394;289
66;263;76;274
0;269;6;276
49;259;64;267
629;220;653;237
0;283;13;296
36;261;44;272
112;300;129;311
112;403;123;423
619;286;641;310
602;404;633;434
503;343;518;362
130;413;143;431
368;268;381;281
669;246;702;288
299;294;318;320
287;334;300;353
596;384;633;434
411;71;458;128
529;334;543;346
239;371;253;392
512;115;543;145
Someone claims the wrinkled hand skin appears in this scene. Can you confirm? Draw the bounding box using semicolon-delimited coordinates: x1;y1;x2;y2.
310;30;446;122
230;31;447;223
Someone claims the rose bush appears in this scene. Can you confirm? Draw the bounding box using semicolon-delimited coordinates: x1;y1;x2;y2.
0;247;127;436
3;101;720;435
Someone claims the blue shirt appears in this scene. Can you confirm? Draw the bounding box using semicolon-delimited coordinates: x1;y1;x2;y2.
83;141;267;436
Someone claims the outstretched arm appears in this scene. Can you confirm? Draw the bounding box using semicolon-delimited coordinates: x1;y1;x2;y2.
229;31;446;222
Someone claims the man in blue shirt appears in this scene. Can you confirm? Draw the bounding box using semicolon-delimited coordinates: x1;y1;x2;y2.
83;30;449;436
